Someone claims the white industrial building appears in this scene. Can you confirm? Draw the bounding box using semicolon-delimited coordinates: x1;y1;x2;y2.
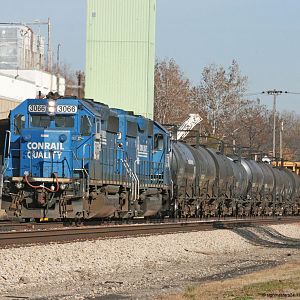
0;70;65;119
0;23;65;119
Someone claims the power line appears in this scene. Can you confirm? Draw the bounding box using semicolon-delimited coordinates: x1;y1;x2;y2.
243;92;262;97
285;91;300;95
245;90;300;96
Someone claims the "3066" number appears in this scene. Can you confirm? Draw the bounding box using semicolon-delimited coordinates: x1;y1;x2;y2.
56;105;77;113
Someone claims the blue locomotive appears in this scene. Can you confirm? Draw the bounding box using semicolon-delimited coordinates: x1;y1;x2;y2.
0;96;171;219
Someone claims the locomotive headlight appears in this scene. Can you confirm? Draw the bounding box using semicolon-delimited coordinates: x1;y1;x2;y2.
50;185;55;191
15;182;24;189
60;183;67;190
48;100;56;115
48;106;56;114
48;100;56;107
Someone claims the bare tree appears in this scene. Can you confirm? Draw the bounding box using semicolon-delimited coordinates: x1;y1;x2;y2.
53;62;85;97
154;58;191;124
235;101;272;152
154;57;300;161
280;111;300;160
192;60;248;137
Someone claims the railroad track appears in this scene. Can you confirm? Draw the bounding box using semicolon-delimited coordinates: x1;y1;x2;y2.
0;216;299;248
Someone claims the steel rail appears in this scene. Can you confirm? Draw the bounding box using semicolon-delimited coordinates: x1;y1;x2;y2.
0;216;299;248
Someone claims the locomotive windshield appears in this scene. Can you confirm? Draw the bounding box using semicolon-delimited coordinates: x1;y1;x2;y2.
31;115;51;128
55;115;75;128
30;115;75;128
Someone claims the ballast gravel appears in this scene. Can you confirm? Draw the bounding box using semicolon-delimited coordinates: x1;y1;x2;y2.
0;223;299;299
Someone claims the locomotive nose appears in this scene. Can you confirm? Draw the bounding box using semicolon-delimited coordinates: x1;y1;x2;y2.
20;129;72;178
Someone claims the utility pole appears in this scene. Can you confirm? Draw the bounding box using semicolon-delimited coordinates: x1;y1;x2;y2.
280;120;283;160
47;18;52;72
77;71;82;98
262;90;287;159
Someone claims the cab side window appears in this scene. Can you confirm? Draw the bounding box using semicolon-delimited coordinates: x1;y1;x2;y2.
80;116;91;136
14;114;25;135
154;134;164;151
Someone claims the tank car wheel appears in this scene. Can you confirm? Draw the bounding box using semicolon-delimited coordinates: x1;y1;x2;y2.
75;217;83;227
63;218;74;226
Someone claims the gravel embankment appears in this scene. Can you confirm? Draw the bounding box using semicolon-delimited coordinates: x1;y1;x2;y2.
270;223;300;238
0;223;299;300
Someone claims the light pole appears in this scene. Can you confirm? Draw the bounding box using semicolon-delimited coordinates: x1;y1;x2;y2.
262;90;287;159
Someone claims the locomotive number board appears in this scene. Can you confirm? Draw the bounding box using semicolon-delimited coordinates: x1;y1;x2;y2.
28;105;47;113
56;105;78;113
28;105;78;114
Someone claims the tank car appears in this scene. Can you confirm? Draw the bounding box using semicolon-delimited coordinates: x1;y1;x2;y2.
171;140;300;218
0;96;171;220
171;141;249;218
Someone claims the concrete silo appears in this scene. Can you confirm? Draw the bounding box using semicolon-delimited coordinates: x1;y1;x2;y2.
85;0;156;119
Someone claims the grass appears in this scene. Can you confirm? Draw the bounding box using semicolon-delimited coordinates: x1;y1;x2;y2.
159;259;300;300
225;277;300;299
183;286;196;300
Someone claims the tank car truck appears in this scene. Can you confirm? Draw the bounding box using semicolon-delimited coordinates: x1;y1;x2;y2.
0;96;171;220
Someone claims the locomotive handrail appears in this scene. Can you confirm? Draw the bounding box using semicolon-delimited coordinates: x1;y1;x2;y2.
82;143;91;169
3;130;11;173
121;159;137;201
133;160;140;199
71;150;83;172
4;130;11;158
82;143;91;200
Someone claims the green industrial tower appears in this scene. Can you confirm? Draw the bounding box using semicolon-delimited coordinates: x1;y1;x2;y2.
85;0;156;119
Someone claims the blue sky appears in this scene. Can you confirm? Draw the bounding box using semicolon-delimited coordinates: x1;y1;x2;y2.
1;0;300;112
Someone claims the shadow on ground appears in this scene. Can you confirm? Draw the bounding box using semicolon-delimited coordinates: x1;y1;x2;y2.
232;225;300;248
